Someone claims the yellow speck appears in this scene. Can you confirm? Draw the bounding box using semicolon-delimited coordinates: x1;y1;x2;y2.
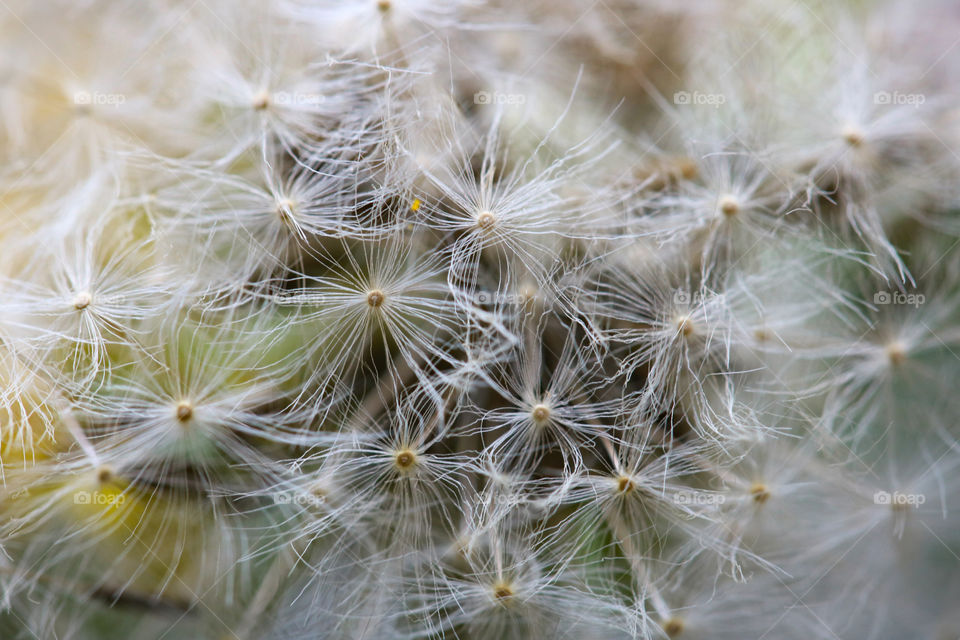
411;198;421;212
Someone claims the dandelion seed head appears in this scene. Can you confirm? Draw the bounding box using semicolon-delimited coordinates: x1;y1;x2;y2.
96;466;114;484
662;617;685;637
475;210;497;230
366;288;386;308
251;89;271;111
309;482;329;500
393;448;418;471
718;194;740;217
72;291;92;310
275;198;297;225
491;580;515;604
841;124;865;147
530;403;551;425
175;400;194;423
675;314;695;337
750;483;771;504
3;2;958;637
885;340;907;366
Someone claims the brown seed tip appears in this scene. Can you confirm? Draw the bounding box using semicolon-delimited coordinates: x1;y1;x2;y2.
252;90;271;111
675;314;695;337
366;289;385;308
678;158;698;181
662;617;685;637
96;466;114;484
885;341;907;366
73;292;92;310
750;483;771;504
475;210;496;230
531;403;551;424
276;198;296;223
616;474;635;495
175;401;193;422
492;582;514;602
377;0;391;11
394;449;417;470
718;194;740;217
841;125;864;147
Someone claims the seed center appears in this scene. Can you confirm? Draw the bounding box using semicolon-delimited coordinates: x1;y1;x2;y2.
531;403;551;424
394;449;417;470
366;289;385;308
841;125;864;147
73;291;93;310
750;483;771;504
718;194;740;217
662;617;685;637
885;341;907;366
276;198;297;225
475;210;496;230
675;314;695;337
175;401;194;422
252;90;271;111
492;582;514;602
96;466;114;484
